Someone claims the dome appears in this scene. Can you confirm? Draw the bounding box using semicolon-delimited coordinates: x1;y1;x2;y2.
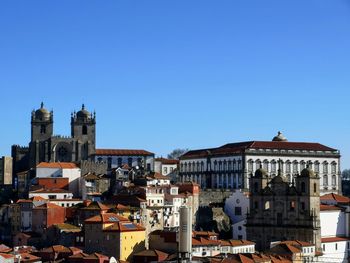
35;102;51;121
300;167;316;178
272;131;288;142
271;175;285;183
76;104;91;120
255;167;268;178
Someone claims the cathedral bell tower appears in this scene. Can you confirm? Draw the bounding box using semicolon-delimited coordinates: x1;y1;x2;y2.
71;104;96;160
29;102;53;167
31;102;53;141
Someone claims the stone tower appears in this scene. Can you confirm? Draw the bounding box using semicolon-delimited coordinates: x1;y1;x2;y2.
29;102;54;167
71;104;96;161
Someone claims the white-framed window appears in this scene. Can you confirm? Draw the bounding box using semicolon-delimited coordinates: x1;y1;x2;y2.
323;162;328;174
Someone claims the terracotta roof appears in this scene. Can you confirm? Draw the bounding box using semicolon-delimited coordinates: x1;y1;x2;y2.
95;149;154;156
155;158;179;165
279;240;314;247
35;202;64;209
193;231;218;237
37;162;79;169
84;253;109;260
224;240;256;247
192;237;221;246
31;196;47;201
0;244;11;253
85;213;129;223
134;249;169;260
322;237;350;243
321;193;350;203
181;141;338;159
104;221;145;232
16;252;41;262
148;172;171;180
82;201;110;211
320;204;342;211
0;253;14;259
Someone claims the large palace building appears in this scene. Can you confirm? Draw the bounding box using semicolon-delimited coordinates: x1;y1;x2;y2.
178;132;341;194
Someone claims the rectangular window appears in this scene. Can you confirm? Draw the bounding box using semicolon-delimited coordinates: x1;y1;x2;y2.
235;207;242;216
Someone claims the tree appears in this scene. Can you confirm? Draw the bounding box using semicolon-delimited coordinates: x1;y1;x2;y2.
342;169;350;180
167;148;189;160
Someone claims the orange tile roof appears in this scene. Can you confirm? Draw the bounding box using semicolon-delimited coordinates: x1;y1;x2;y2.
320;204;342;211
17;252;41;262
0;244;11;253
279;240;314;247
85;213;129;223
154;158;179;165
134;249;169;260
16;199;33;203
104;221;145;232
192;237;221;246
30;188;71;194
226;240;256;247
321;193;350;203
37;162;79;169
35;202;64;209
0;253;14;259
95;149;154;156
322;237;350;243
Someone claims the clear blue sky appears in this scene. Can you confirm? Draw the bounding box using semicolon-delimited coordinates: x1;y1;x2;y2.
1;1;349;168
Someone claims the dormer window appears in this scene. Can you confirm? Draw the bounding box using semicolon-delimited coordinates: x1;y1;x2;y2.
40;125;46;134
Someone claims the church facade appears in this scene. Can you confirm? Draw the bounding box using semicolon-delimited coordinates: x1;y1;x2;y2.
246;166;321;251
12;103;96;174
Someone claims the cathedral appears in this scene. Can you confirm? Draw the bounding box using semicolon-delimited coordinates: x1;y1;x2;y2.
12;103;96;174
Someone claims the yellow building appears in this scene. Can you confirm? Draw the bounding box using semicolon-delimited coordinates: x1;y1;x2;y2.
85;212;146;261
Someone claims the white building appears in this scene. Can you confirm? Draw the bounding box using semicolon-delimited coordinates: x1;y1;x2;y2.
93;149;155;172
318;193;350;263
224;190;250;240
220;240;255;255
29;188;73;200
179;132;341;194
36;162;81;197
154;157;178;176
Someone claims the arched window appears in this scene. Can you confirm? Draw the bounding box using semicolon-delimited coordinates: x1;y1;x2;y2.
214;161;217;171
248;160;253;172
300;161;306;170
128;157;133;167
232;160;236;171
188;162;192;172
40;125;46;134
192;162;195;172
314;161;320;173
263;160;269;172
255;160;261;169
82;125;87;135
228;160;232;171
201;161;204;172
223;160;227;171
219;161;222;171
301;182;306;193
332;175;337;186
323;162;328;174
314;183;317;193
286;161;291;173
264;201;270;210
254;182;258;193
180;163;184;172
331;162;337;174
184;163;188;172
107;157;112;170
271;160;276;173
117;157;122;167
323;175;328;186
292;161;298;173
